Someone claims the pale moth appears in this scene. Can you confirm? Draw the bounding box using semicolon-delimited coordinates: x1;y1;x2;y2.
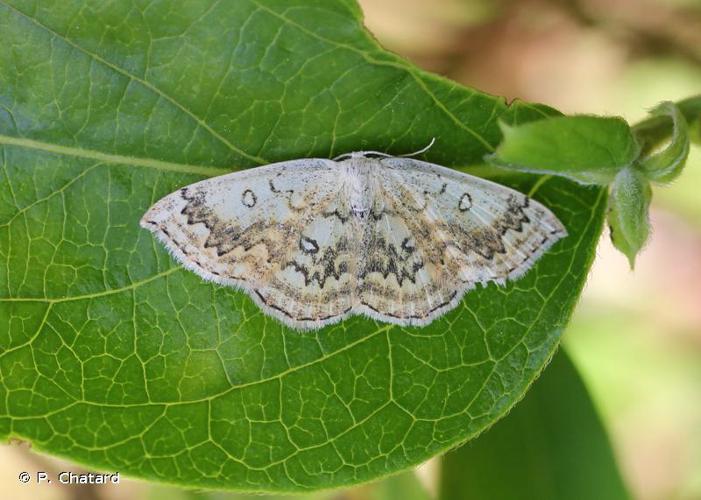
141;142;567;329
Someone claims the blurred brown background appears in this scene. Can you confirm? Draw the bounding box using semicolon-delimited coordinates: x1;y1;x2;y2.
3;0;700;499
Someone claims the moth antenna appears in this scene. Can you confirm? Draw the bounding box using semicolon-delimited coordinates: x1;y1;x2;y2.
332;152;352;161
399;137;436;158
333;138;435;161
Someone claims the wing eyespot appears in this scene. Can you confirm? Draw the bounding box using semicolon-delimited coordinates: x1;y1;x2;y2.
458;193;472;212
242;189;257;208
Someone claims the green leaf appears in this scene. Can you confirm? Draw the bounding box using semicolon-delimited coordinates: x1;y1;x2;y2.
438;349;630;500
607;167;652;269
635;102;690;183
0;0;606;492
488;116;640;184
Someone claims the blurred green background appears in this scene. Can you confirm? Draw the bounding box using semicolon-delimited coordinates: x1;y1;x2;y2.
3;0;700;499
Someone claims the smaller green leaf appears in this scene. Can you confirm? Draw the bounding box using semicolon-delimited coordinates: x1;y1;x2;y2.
487;116;640;184
607;167;652;269
635;102;690;183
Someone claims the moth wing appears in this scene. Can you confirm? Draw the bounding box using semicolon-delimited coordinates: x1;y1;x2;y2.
356;157;566;326
141;159;360;329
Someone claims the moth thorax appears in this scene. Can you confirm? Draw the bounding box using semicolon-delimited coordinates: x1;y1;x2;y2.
346;164;372;216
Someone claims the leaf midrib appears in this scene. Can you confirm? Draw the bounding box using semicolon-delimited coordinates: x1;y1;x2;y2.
0;134;230;176
1;0;498;159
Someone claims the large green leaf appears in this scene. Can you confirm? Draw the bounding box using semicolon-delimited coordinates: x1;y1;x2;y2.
0;0;606;492
439;349;630;500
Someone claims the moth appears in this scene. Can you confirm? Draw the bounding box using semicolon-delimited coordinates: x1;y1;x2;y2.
141;146;566;329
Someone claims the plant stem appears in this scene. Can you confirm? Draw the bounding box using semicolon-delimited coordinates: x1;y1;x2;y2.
633;95;701;151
